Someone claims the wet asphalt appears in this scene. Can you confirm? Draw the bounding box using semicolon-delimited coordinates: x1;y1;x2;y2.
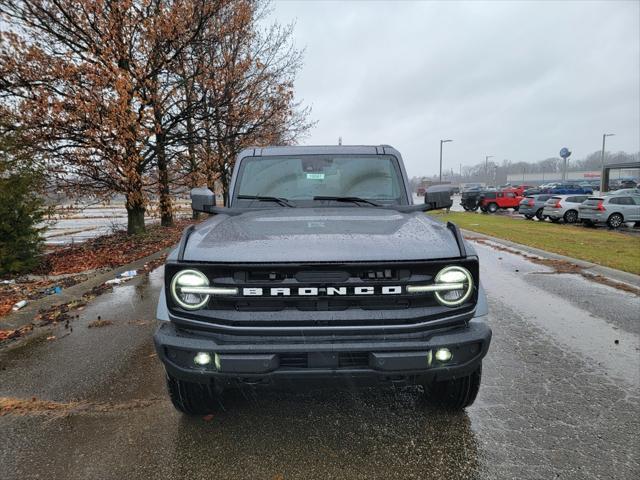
0;241;639;480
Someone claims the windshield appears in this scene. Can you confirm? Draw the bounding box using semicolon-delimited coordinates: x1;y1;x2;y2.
233;155;407;206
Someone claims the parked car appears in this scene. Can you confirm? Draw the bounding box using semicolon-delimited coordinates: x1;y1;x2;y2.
460;188;493;211
479;190;523;213
460;189;480;211
461;183;485;192
620;180;637;189
542;194;590;223
544;183;593;195
608;187;640;196
608;180;622;191
523;187;542;196
578;194;640;228
513;185;534;194
518;194;553;220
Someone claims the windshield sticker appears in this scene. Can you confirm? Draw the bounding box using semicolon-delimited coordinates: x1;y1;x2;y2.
306;173;325;180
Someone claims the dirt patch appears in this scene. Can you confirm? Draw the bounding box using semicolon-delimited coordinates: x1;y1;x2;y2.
87;319;113;328
37;220;190;276
531;258;585;274
0;396;159;417
0;253;166;346
0;219;191;319
0;274;90;317
469;237;640;296
0;325;34;342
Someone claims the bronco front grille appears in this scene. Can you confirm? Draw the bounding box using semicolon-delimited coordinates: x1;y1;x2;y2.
165;259;479;333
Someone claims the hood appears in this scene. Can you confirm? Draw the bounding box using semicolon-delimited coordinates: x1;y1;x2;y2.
182;207;462;263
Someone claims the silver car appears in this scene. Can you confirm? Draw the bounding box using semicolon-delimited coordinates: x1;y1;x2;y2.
607;187;640;196
518;194;553;220
578;194;640;228
542;194;590;223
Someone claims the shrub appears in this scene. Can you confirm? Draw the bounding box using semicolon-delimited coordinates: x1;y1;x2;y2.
0;135;48;275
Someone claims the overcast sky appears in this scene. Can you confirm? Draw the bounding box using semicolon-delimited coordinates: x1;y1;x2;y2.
270;0;640;177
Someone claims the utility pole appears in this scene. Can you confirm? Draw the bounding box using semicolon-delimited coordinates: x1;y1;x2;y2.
439;139;453;183
600;133;615;191
484;155;494;184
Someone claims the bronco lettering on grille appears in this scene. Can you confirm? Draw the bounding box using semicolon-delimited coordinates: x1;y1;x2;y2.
242;286;403;296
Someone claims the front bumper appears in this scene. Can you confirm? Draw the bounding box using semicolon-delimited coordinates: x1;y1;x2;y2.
154;317;492;386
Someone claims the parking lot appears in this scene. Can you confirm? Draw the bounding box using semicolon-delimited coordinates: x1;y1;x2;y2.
445;194;640;237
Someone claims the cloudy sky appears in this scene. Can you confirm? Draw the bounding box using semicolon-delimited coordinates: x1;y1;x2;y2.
270;0;640;177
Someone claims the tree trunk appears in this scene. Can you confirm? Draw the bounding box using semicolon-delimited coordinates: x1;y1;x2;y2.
155;117;173;227
183;68;200;220
220;170;229;206
126;200;146;235
157;143;173;227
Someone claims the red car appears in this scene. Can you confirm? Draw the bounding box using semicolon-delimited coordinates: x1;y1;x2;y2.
479;190;523;213
511;185;533;196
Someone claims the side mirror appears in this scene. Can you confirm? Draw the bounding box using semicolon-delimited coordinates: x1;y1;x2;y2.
191;187;215;213
424;185;453;210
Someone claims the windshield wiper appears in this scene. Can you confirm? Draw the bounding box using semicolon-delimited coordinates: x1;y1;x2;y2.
237;195;295;207
313;196;382;207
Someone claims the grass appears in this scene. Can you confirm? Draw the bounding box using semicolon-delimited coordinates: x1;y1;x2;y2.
429;211;640;275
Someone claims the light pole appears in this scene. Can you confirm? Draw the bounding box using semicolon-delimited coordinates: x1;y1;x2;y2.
600;133;615;191
439;139;453;183
484;155;494;184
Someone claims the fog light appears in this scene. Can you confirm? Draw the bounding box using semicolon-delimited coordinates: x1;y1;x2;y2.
193;352;212;366
435;348;452;362
214;353;221;370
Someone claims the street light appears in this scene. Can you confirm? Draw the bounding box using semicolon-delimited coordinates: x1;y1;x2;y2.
484;155;494;184
600;133;615;191
439;139;453;183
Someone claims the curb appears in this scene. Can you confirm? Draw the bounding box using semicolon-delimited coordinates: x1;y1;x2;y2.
0;247;170;331
463;230;640;288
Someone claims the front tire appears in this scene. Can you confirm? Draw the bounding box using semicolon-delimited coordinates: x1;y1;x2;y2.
166;373;219;415
424;364;482;410
524;214;534;220
535;208;544;221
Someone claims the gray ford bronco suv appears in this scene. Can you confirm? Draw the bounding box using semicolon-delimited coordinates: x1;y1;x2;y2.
154;145;491;414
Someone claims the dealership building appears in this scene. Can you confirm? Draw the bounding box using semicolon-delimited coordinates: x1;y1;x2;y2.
506;168;639;185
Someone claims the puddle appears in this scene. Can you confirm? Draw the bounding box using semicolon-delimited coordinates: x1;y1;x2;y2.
475;241;640;387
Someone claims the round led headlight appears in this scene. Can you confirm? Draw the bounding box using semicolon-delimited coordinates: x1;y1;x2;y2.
170;269;210;310
433;266;474;307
